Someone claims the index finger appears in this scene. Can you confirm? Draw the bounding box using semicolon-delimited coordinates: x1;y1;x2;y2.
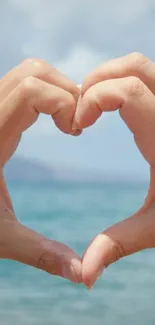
0;58;80;102
74;76;155;168
81;52;155;96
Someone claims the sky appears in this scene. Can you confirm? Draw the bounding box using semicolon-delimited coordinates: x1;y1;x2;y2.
1;0;155;180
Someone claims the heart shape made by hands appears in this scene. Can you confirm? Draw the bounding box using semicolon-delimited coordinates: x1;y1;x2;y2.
0;55;155;290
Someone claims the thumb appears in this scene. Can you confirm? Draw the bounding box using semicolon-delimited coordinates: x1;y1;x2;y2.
1;218;82;284
82;201;155;289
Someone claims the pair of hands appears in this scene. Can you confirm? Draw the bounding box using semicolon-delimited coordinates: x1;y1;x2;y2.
1;52;155;289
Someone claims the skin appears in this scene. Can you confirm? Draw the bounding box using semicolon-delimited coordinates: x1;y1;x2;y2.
73;52;155;288
1;52;155;290
0;58;82;284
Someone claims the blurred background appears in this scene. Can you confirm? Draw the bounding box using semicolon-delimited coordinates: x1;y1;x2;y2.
1;0;155;324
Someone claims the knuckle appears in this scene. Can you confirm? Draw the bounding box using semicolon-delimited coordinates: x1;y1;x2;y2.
128;52;148;70
23;57;45;69
104;237;126;267
124;76;145;98
37;251;52;273
110;241;126;265
19;76;38;98
22;58;57;82
37;243;58;275
22;58;49;79
61;92;75;111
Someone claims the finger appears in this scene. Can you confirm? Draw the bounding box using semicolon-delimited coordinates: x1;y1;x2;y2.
0;218;82;283
0;58;80;102
81;52;155;95
0;58;81;136
82;202;155;289
0;169;15;213
0;77;81;152
74;77;155;167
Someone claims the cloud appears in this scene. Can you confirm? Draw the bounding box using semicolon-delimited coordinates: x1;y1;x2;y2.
0;0;154;76
0;0;154;177
55;44;109;82
6;0;155;64
10;0;155;26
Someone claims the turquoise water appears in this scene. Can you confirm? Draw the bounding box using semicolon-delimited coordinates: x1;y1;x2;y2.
1;181;155;325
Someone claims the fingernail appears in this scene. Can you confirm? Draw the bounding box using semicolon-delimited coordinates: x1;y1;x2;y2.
61;263;79;284
72;95;81;132
71;129;83;137
85;266;105;290
72;121;77;133
73;84;82;102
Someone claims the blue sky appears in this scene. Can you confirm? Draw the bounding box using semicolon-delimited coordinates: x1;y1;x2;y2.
1;0;155;180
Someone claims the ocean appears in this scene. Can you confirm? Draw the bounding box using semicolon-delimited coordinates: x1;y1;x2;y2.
1;181;155;325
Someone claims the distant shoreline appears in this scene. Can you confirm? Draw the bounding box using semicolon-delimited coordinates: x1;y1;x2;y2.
4;155;149;185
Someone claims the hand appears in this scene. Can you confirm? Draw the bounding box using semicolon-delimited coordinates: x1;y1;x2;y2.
0;58;82;284
74;52;155;288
